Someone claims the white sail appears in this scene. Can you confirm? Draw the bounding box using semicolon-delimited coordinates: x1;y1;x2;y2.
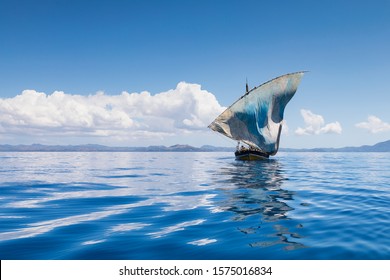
208;72;304;156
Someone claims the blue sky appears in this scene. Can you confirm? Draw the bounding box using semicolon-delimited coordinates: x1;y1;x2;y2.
1;0;390;148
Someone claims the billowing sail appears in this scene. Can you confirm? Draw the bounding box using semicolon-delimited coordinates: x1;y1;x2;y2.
208;72;304;156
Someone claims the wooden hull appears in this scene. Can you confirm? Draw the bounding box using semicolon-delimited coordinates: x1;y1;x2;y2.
235;150;269;160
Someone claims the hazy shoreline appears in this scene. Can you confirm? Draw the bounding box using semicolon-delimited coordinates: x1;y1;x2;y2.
1;140;390;152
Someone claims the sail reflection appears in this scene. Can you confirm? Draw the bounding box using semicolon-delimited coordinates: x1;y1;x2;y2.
215;159;306;251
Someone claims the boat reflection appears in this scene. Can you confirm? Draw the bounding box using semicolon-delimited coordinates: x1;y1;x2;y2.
215;159;306;251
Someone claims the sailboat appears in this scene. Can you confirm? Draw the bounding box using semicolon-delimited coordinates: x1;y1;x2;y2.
208;72;305;160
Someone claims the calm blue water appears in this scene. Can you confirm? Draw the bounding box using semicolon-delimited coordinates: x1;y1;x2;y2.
0;152;389;260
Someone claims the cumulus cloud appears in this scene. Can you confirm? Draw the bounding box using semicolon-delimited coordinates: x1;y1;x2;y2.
0;82;225;141
295;109;342;135
281;121;289;135
355;115;390;133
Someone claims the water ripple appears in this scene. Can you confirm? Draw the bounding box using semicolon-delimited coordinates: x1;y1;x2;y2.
0;152;389;259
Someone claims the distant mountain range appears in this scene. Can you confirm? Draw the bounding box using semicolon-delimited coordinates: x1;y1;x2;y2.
0;143;233;152
0;140;390;152
280;139;390;152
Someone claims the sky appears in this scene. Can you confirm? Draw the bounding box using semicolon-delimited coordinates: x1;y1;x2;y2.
0;0;390;148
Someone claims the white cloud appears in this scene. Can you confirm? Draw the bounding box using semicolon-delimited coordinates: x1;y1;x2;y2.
281;120;289;135
355;115;390;133
0;82;225;141
295;109;342;135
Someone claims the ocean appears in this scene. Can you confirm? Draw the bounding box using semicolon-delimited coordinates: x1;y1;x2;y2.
0;152;389;260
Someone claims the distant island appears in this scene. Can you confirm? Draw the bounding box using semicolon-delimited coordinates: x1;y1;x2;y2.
0;143;232;152
280;139;390;152
1;140;390;152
